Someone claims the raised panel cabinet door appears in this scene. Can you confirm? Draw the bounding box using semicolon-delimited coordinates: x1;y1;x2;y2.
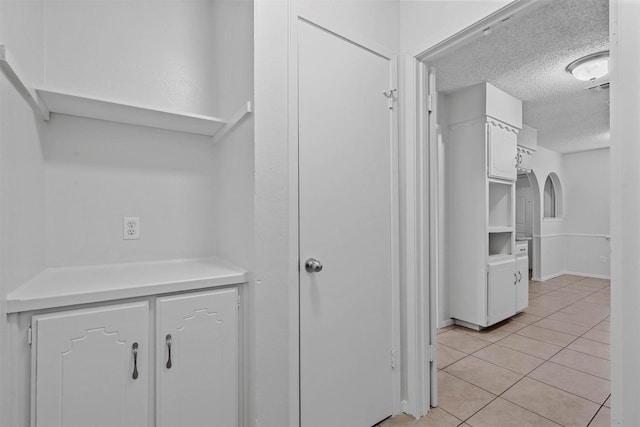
488;123;518;181
516;256;529;312
487;258;517;325
32;301;149;427
156;288;238;427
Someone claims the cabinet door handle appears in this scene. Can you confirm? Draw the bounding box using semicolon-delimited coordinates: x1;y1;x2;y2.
514;273;518;285
166;334;172;369
132;343;139;380
518;271;522;283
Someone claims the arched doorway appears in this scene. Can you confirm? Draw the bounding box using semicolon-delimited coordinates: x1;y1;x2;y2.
516;170;541;280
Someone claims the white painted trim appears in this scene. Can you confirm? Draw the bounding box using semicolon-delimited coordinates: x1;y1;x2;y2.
536;271;611;282
288;8;403;421
286;2;300;425
564;233;611;239
563;271;611;280
412;1;545;60
400;53;421;418
533;233;610;239
294;11;395;61
536;271;566;282
389;55;403;417
542;217;564;222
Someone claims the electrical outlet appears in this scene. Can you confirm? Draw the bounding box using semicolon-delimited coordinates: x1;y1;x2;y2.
600;256;606;263
123;217;140;240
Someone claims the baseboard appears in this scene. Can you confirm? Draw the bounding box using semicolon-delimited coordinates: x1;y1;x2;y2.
538;271;566;282
563;270;611;280
438;319;455;329
537;270;611;282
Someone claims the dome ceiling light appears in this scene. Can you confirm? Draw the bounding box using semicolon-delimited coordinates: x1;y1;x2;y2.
566;51;609;82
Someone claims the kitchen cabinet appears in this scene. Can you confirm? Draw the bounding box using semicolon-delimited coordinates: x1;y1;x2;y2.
156;288;238;427
488;122;518;181
515;240;529;313
517;146;534;173
31;302;150;427
31;287;239;427
487;258;517;325
446;82;526;329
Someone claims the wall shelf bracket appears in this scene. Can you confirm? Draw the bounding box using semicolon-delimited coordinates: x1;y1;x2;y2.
212;101;252;144
0;45;50;120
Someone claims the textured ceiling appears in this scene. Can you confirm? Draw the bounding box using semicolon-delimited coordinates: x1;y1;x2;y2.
433;0;609;153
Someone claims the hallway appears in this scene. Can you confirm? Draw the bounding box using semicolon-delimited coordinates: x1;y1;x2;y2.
383;274;610;427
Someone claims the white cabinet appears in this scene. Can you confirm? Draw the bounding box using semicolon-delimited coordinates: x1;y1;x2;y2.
31;288;239;427
516;255;529;312
32;302;150;427
517;146;534;172
446;82;527;329
487;258;517;325
156;289;238;427
488;122;518;181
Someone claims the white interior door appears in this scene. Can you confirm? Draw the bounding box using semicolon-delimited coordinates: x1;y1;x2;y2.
298;20;396;427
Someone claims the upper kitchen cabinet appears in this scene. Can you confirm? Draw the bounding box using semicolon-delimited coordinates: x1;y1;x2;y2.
517;124;538;173
447;82;523;130
448;83;522;182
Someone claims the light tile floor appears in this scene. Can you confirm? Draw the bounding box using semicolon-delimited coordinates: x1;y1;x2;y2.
379;274;610;427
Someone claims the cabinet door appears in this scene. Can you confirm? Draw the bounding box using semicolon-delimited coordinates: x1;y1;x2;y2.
516;256;529;312
156;288;238;427
32;302;149;427
487;258;517;325
488;123;517;181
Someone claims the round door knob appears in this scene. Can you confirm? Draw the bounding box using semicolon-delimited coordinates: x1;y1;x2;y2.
305;258;323;273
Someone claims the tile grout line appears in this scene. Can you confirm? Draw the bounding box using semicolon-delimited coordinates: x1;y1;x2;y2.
435;276;609;427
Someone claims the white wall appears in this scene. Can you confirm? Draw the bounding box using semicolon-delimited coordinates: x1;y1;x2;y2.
43;0;217;116
400;0;511;55
43;118;218;267
0;1;47;425
212;0;254;271
39;0;239;268
527;146;564;280
210;1;255;423
562;148;610;278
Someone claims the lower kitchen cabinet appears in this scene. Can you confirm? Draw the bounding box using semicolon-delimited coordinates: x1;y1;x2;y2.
31;287;239;427
516;255;529;312
32;301;150;427
156;289;238;427
487;258;517;325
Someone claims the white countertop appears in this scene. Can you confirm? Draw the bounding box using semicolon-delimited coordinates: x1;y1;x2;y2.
6;257;248;313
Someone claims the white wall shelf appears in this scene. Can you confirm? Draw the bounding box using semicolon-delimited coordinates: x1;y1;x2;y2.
36;89;230;137
6;257;247;313
0;45;50;120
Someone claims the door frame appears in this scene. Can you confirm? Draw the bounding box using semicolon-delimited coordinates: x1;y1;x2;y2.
287;6;402;424
410;0;548;413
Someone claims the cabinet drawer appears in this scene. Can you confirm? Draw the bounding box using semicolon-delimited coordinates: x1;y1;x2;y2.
516;241;528;256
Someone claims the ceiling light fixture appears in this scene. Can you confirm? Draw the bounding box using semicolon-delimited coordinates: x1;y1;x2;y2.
566;51;609;82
